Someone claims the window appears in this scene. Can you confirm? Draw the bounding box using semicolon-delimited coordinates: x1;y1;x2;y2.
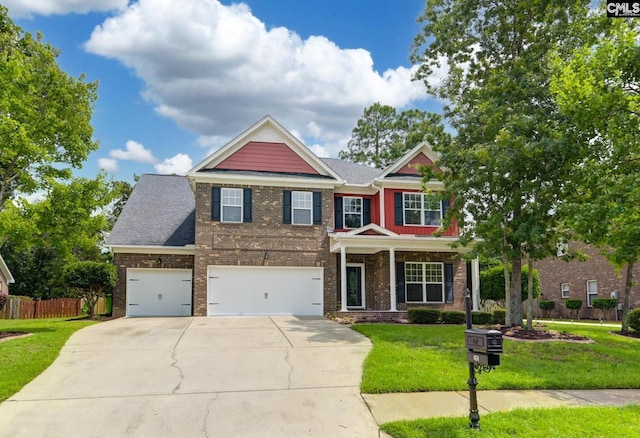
292;191;312;225
561;283;570;299
221;188;242;223
587;280;598;307
405;262;444;303
556;241;568;257
403;193;442;226
343;197;362;229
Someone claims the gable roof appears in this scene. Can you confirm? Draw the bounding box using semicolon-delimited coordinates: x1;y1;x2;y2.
320;158;382;185
105;174;195;248
0;254;14;284
188;115;343;183
377;142;441;180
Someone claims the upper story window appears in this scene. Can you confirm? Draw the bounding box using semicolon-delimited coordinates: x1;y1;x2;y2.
561;282;570;299
283;190;322;226
211;187;252;223
344;197;362;229
403;193;442;226
221;188;243;223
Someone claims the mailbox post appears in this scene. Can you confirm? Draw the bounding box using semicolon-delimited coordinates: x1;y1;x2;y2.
464;289;503;429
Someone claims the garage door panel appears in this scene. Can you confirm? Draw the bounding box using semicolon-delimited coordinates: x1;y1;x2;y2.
127;269;192;317
208;267;323;316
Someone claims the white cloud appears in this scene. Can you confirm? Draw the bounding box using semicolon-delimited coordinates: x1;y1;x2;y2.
84;0;428;156
154;153;193;175
109;140;156;163
97;157;120;172
4;0;127;18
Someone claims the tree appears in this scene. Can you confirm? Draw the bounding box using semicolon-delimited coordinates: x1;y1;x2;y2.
339;103;450;168
63;261;116;319
411;0;595;326
550;18;640;332
479;263;540;307
0;6;98;210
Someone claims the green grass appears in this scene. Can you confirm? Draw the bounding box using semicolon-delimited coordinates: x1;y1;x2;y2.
381;405;640;438
352;323;640;393
0;318;97;402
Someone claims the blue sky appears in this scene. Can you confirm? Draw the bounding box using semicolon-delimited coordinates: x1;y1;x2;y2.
6;0;442;182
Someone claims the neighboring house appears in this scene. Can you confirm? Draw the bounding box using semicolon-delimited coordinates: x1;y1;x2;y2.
536;241;640;320
0;253;15;297
106;116;479;321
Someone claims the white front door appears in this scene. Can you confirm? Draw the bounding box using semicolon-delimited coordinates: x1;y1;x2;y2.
207;266;323;316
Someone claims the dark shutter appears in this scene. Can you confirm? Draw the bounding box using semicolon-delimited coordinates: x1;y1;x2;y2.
445;262;454;304
243;188;252;223
394;192;403;226
313;191;322;225
334;196;343;229
283;190;292;224
211;187;221;221
396;262;406;304
442;198;450;223
363;198;371;225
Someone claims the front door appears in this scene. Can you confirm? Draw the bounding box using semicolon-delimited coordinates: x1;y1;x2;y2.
346;264;365;308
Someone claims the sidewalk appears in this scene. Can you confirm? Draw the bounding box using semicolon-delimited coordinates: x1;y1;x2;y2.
364;389;640;424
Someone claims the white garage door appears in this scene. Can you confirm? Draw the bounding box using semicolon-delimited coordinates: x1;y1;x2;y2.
207;266;323;316
127;269;192;317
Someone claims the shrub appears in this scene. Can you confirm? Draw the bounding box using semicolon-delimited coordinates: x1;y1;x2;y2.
565;298;583;319
627;309;640;333
480;264;541;303
64;261;117;319
492;309;506;325
539;300;556;318
408;308;441;324
441;311;466;325
592;298;618;320
0;292;6;311
472;311;493;325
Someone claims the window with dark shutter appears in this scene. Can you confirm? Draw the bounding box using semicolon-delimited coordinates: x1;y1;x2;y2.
313;191;322;225
334;196;343;229
283;190;292;224
445;262;454;304
211;186;221;221
396;262;405;304
394;192;403;225
363;198;371;225
243;188;252;223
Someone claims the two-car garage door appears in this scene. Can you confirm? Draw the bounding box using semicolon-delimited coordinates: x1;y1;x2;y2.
207;266;324;316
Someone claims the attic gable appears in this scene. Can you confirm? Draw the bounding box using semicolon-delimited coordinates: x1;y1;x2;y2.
189;115;341;180
395;152;435;176
378;142;442;179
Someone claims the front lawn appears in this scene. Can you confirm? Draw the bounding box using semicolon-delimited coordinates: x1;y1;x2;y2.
381;405;640;438
352;323;640;393
0;318;97;402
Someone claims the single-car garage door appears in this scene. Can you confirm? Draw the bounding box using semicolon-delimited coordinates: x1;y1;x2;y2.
127;269;192;317
207;266;323;316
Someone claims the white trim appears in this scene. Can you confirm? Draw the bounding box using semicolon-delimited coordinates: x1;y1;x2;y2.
0;254;14;284
329;233;468;254
346;263;366;309
389;247;397;311
221;187;243;223
340;247;348;312
108;245;195;255
341;223;399;237
189;173;340;189
377;142;442;179
343;196;363;229
404;261;445;304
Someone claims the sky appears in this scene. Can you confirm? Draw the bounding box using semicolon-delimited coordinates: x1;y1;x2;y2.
6;0;442;182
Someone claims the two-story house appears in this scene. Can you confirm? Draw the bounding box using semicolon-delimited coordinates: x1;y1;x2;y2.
106;116;479;321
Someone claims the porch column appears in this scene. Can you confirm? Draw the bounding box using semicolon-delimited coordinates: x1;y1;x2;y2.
389;247;397;311
472;257;480;311
340;245;348;312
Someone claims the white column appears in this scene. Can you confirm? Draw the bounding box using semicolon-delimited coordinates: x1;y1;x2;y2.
472;257;481;311
340;246;348;312
389;247;397;311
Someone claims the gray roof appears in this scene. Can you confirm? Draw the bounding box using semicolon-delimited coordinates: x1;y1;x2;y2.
320;158;382;185
106;174;195;247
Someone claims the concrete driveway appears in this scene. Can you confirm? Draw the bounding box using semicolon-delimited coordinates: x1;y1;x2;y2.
0;316;381;437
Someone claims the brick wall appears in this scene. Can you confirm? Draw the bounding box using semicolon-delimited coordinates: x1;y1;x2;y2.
536;242;640;319
112;253;195;317
193;182;336;316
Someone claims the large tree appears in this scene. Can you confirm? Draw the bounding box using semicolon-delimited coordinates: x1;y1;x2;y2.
551;18;640;332
0;6;98;210
411;0;594;326
339;103;450;168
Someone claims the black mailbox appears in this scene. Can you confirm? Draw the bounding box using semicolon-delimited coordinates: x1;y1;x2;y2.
465;329;503;353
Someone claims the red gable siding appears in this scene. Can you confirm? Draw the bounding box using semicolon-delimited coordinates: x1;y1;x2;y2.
384;189;458;237
396;153;436;175
215;141;320;175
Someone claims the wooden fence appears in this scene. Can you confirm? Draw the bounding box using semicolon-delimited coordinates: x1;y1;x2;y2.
1;297;82;319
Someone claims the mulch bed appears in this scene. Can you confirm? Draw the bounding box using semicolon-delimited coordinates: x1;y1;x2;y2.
498;326;593;343
0;331;30;342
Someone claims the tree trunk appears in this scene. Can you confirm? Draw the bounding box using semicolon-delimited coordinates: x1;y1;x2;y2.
510;253;523;327
526;259;534;330
621;260;634;333
502;253;511;326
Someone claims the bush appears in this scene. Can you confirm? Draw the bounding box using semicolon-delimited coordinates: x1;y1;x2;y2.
480;264;541;303
492;309;506;325
592;298;618;320
627;309;640;333
472;311;493;325
539;300;556;318
565;298;583;319
408;308;441;324
0;292;6;311
441;311;466;325
64;261;116;319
